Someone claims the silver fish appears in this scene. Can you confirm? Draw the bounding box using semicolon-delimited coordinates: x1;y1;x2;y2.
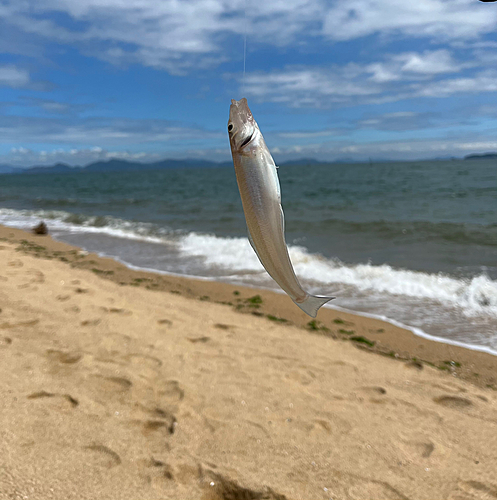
228;98;334;317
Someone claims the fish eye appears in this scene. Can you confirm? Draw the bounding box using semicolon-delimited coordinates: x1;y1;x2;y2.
228;123;234;132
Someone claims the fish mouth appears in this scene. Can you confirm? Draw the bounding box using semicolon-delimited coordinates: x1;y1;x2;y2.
231;97;249;108
230;98;252;121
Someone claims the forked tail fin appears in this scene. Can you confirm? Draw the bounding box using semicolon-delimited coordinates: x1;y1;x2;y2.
293;294;335;318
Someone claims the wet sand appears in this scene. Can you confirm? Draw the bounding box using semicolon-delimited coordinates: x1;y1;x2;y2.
1;224;496;499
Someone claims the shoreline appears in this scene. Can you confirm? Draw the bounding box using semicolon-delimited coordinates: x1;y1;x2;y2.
2;223;496;390
2;208;496;355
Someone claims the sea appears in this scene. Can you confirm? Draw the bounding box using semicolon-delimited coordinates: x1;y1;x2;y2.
1;158;496;354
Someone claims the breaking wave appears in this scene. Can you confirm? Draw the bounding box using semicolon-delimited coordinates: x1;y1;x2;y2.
0;207;179;244
178;232;497;319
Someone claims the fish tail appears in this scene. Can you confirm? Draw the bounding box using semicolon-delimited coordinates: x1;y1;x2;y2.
293;294;335;318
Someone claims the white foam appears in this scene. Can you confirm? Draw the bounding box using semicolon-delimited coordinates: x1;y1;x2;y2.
0;208;172;245
326;303;497;356
177;232;497;319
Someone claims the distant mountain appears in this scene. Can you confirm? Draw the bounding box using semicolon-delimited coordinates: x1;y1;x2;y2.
279;157;325;166
278;157;366;165
0;164;22;174
23;163;81;174
83;158;235;172
0;158;233;175
464;152;497;160
83;159;149;172
3;155;483;175
149;159;232;170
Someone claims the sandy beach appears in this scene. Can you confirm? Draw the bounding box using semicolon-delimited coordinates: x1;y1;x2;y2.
1;224;496;500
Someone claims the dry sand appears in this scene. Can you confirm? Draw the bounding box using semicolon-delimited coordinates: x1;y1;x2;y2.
1;225;497;500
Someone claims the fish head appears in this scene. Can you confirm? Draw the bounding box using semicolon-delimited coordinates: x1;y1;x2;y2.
228;98;257;152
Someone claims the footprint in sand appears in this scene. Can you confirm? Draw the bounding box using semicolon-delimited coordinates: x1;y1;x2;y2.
202;471;288;500
358;386;387;395
0;336;12;347
327;360;359;376
214;323;233;330
142;458;174;481
411;441;435;458
81;319;101;326
315;470;409;500
7;259;23;268
356;386;388;403
0;319;39;330
46;349;82;364
86;374;133;397
27;269;45;283
398;436;435;459
27;391;79;408
64;305;80;313
141;417;177;436
311;414;353;435
123;353;163;379
431;381;467;394
449;480;497;500
100;307;133;316
285;368;317;386
124;353;162;369
187;336;211;344
347;479;410;500
84;444;121;469
433;395;473;410
45;349;83;375
158;380;184;403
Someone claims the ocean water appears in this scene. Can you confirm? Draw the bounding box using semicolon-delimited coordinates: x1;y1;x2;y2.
1;159;496;352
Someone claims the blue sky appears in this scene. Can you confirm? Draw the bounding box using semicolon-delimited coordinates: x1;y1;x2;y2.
0;0;497;167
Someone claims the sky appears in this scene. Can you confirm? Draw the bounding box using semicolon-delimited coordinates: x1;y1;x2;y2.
1;0;497;167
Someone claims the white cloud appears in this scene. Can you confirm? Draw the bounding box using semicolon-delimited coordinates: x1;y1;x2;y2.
3;146;166;167
242;64;381;107
263;136;497;161
396;50;466;74
277;129;340;139
0;115;224;146
1;0;323;72
39;101;71;113
366;50;468;83
239;50;497;107
0;65;30;88
323;0;497;41
413;70;497;97
1;0;495;73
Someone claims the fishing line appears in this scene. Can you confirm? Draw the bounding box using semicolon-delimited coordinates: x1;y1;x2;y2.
242;0;247;97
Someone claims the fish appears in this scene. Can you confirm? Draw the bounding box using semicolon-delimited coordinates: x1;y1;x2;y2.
228;98;335;317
